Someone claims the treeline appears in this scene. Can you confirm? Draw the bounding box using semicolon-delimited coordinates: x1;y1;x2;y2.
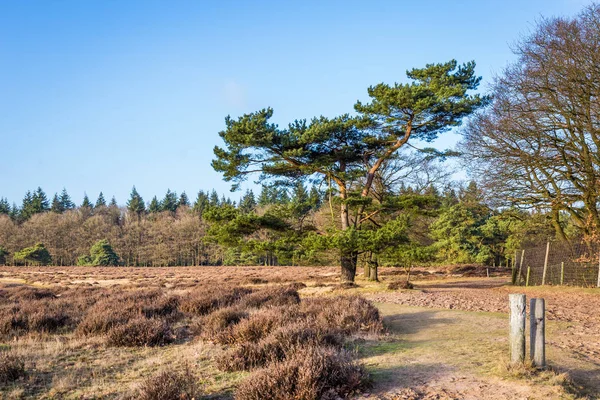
0;180;558;267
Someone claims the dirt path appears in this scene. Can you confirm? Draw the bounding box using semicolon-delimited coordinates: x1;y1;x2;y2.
364;278;600;399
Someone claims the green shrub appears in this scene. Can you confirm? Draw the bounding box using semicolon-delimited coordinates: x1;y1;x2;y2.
13;243;51;266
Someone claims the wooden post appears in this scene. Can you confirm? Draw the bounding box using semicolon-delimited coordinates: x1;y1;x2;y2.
530;298;546;368
509;294;526;365
560;262;564;286
542;242;550;285
518;250;525;285
526;266;531;287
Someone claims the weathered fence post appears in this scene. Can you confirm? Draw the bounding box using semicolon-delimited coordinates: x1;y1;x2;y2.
530;298;546;368
518;250;525;285
560;262;564;286
526;266;531;287
542;242;550;285
509;294;526;365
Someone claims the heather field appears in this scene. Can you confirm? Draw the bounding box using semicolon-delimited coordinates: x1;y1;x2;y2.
0;266;597;399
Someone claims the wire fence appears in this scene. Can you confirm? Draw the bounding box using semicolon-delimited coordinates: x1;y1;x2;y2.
514;241;600;287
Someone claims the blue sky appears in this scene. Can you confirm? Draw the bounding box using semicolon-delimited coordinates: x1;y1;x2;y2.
0;0;592;206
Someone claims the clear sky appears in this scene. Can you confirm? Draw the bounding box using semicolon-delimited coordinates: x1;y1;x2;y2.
0;0;592;206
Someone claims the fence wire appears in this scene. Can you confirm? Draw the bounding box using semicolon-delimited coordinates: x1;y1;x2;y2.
514;241;600;287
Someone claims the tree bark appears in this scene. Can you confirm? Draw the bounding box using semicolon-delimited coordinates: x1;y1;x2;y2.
340;251;358;283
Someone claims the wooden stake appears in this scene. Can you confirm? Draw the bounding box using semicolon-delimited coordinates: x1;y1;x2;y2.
542;242;550;285
597;254;600;288
526;266;531;287
518;250;525;285
509;294;526;365
530;298;546;368
560;262;564;286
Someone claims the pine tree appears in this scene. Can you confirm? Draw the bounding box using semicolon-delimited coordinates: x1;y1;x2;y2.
258;185;271;206
0;197;10;215
193;191;209;214
95;192;107;208
50;194;63;213
20;191;34;220
161;189;178;212
109;196;118;207
81;193;93;209
239;189;257;214
9;203;19;220
292;182;308;204
126;186;145;216
59;188;75;211
148;196;161;213
178;191;190;208
209;190;220;207
308;186;322;209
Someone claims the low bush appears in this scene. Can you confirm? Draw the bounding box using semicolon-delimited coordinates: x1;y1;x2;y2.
300;296;383;334
134;369;198;400
239;286;300;309
221;306;301;345
0;352;26;384
180;286;253;316
387;280;414;290
194;306;248;341
106;317;172;347
234;345;370;400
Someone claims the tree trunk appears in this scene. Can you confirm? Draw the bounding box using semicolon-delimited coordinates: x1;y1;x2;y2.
340;251;357;283
369;257;379;281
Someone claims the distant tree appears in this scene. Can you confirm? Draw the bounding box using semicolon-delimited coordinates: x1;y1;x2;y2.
126;186;145;217
257;185;271;206
239;189;257;214
21;188;49;220
193;191;209;214
95;192;107;208
0;246;8;265
89;239;120;266
178;192;190;208
0;198;10;215
161;189;178;212
209;190;220;207
308;186;322;209
59;188;75;211
13;243;52;266
148;196;161;213
81;193;93;209
50;194;63;213
109;196;118;207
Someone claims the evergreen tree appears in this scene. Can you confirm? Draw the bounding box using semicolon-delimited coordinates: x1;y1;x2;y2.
13;243;52;266
59;188;75;211
178;191;190;208
193;191;209;214
50;194;63;213
277;188;290;204
148;196;161;213
9;203;19;220
161;189;178;212
109;196;118;207
0;246;8;265
308;186;322;209
81;193;93;209
0;197;10;215
95;192;107;208
20;191;34;220
89;239;120;266
258;185;271;206
239;189;257;214
292;182;308;204
126;186;145;216
209;189;220;207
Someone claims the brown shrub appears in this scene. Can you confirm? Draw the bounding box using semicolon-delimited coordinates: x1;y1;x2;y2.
134;369;198;400
194;306;248;341
0;352;26;384
106;317;172;347
234;346;370;400
222;306;301;345
300;296;383;334
8;286;57;300
179;286;253;316
387;280;414;290
239;286;300;309
217;321;343;372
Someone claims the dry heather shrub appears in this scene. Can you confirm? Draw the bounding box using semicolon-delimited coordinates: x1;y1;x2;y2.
387;280;414;290
234;346;370;400
8;286;57;300
134;369;198;400
0;352;26;384
301;296;383;334
222;306;301;345
246;277;268;285
106;317;172;347
76;289;178;335
193;306;248;341
239;286;300;309
179;286;253;316
217;321;343;372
